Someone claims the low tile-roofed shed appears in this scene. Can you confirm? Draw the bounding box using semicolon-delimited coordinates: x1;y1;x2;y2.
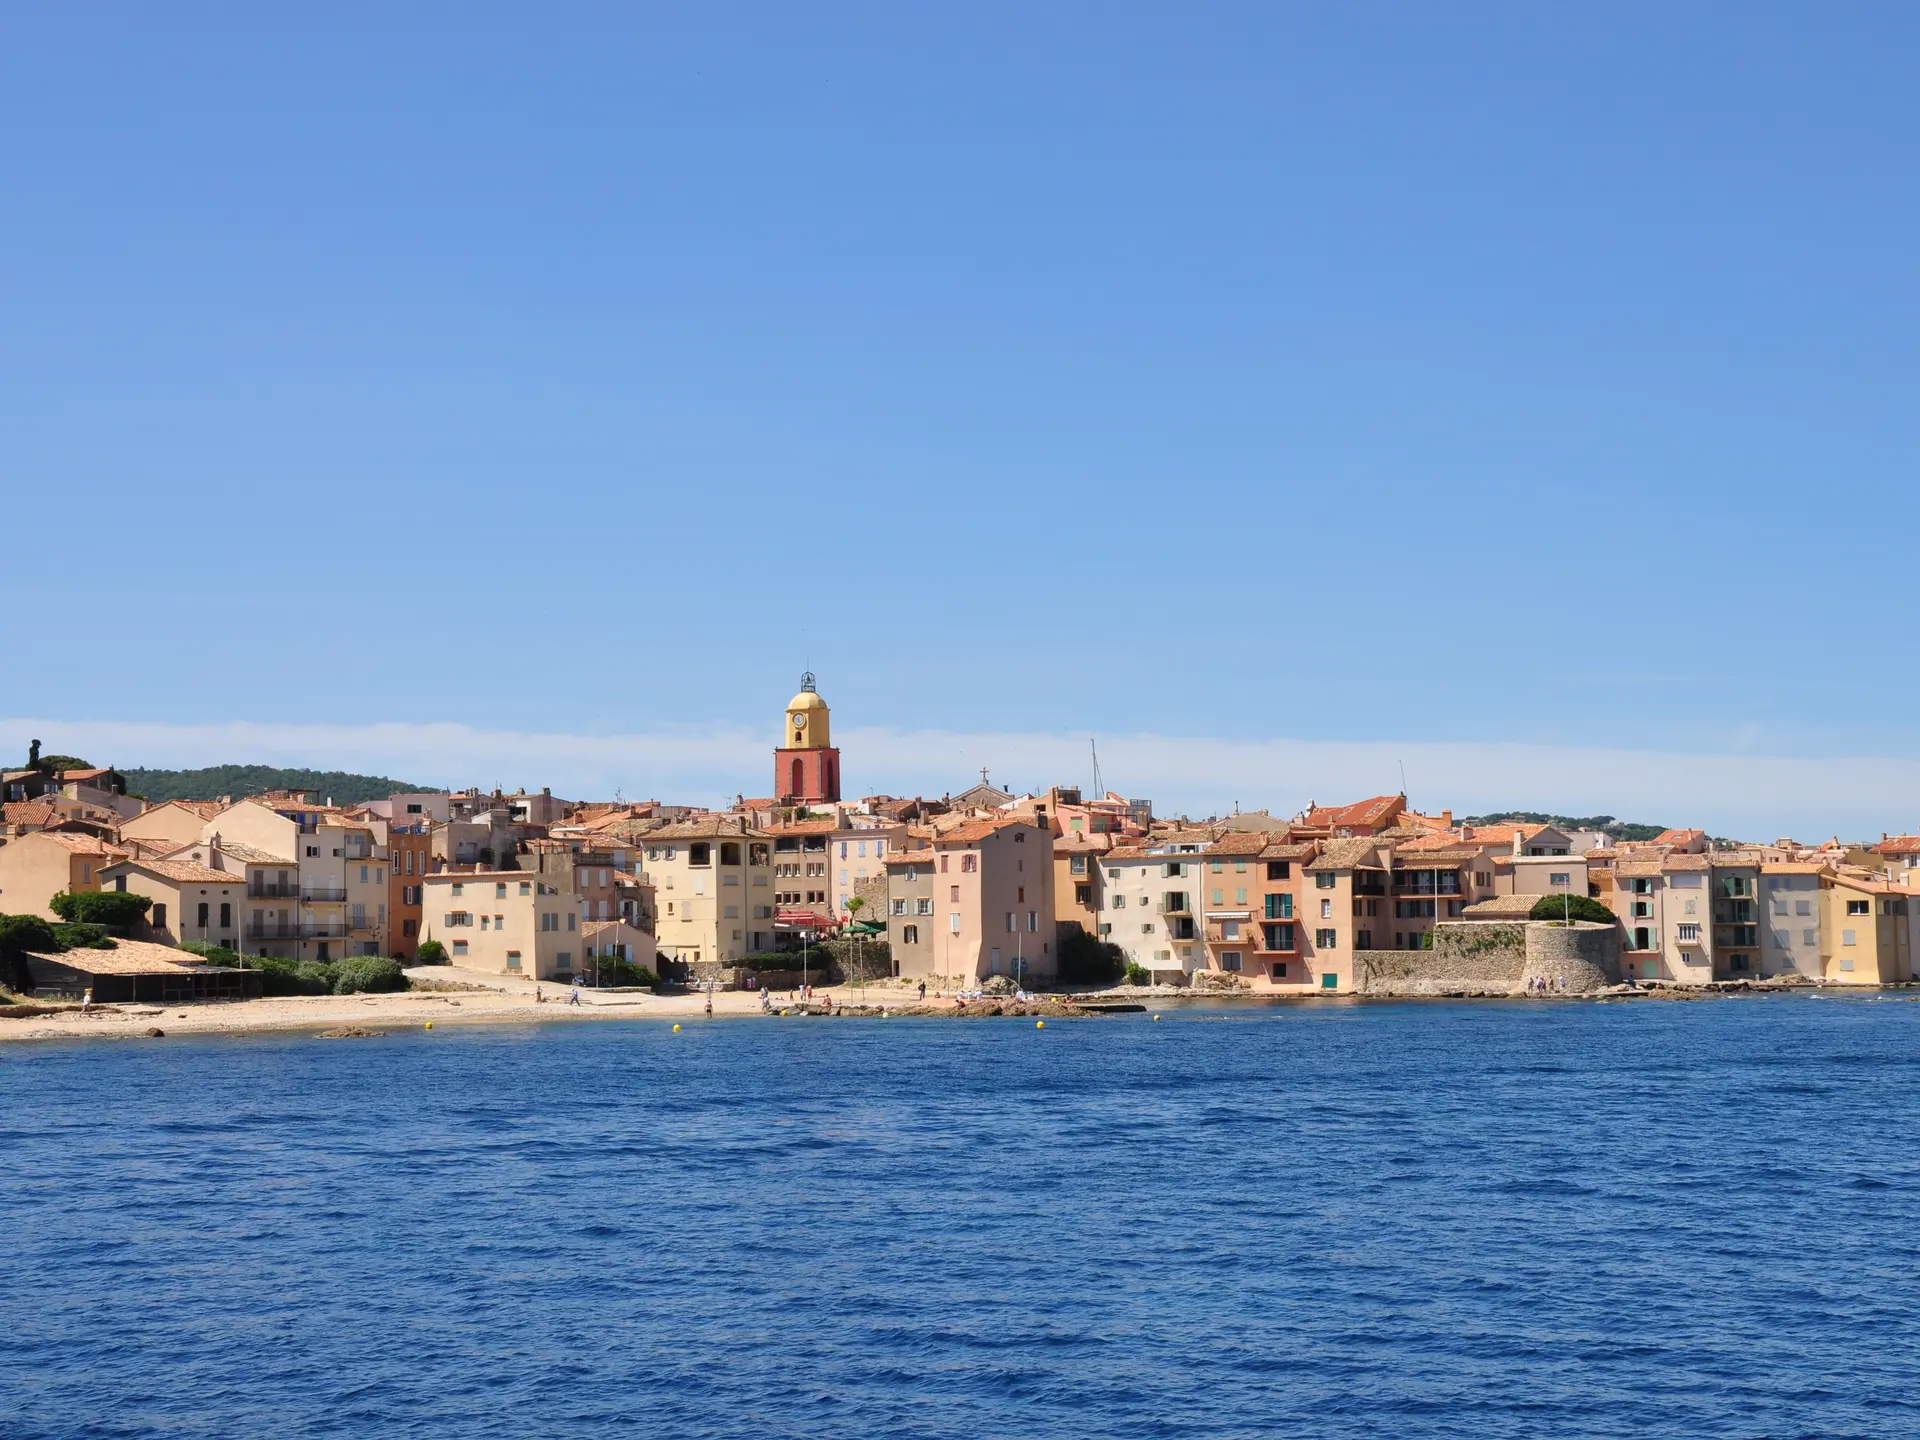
24;940;262;1003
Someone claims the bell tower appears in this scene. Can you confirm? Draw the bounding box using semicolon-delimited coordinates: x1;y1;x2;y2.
774;672;841;804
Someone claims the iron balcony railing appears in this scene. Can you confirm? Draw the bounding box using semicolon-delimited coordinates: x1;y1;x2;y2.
245;921;351;941
248;882;300;899
302;887;348;903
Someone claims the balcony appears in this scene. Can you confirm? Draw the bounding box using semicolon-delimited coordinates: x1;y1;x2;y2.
1676;924;1704;947
1392;875;1462;896
247;882;300;899
245;921;350;941
302;887;348;904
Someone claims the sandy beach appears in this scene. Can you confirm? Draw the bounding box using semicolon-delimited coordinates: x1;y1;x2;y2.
0;966;1103;1044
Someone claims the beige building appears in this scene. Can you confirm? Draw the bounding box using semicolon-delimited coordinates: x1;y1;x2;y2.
1760;863;1825;978
1054;832;1110;936
1820;874;1911;984
1096;834;1211;983
421;846;581;981
642;817;773;969
119;800;225;851
908;818;1054;985
97;858;247;950
194;799;389;961
1609;852;1763;984
0;830;125;918
883;847;939;976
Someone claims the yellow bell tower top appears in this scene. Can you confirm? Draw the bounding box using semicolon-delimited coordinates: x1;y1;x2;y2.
784;672;831;750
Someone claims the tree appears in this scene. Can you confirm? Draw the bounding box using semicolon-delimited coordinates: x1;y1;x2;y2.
844;896;866;989
1528;893;1618;926
49;891;152;931
1057;927;1126;985
0;914;61;994
414;939;448;965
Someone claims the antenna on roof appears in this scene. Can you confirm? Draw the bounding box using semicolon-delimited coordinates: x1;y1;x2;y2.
1398;759;1407;799
1090;738;1103;801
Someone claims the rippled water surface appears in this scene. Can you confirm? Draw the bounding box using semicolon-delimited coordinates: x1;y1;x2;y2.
6;996;1920;1437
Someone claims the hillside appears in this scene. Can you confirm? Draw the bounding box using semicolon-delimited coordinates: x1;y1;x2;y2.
1461;812;1669;843
121;765;429;807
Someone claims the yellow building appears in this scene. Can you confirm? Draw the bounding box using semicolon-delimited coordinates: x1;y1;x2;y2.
1820;875;1911;984
773;673;842;804
642;817;774;972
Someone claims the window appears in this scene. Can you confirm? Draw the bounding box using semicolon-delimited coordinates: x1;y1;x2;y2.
1320;973;1338;990
961;855;977;873
219;902;231;929
1075;884;1092;905
1773;900;1788;916
1263;923;1295;951
1113;894;1127;909
1070;854;1088;875
1267;860;1291;881
891;899;907;916
504;950;521;968
453;940;468;956
1235;888;1247;905
1316;874;1335;889
1265;894;1294;919
1550;872;1569;886
495;882;507;899
1795;900;1811;916
1677;923;1700;942
916;898;932;916
902;924;918;944
1211;888;1223;906
306;846;319;858
1843;929;1857;946
949;913;961;933
1847;899;1870;916
1631;901;1652;918
519;882;531;896
1632;927;1653;951
452;883;464;897
1320;898;1333;919
1840;957;1855;972
1028;911;1039;932
1315;928;1336;948
1221;952;1242;972
1804;928;1817;945
690;843;710;866
950;885;960;903
1006;912;1016;933
1220;920;1240;940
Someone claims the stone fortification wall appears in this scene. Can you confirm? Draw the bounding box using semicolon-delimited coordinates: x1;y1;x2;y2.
1518;920;1619;992
1356;921;1619;997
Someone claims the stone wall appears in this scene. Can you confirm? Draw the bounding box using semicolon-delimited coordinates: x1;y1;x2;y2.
1356;920;1619;997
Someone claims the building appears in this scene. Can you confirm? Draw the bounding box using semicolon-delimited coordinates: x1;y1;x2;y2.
421;849;582;981
883;846;938;975
932;818;1053;984
24;939;261;1003
1820;874;1912;984
1097;833;1212;983
1608;852;1763;984
97;857;248;950
119;800;226;851
387;820;435;959
642;817;774;970
1054;832;1111;936
192;799;389;962
0;829;125;918
773;673;841;805
1760;863;1826;979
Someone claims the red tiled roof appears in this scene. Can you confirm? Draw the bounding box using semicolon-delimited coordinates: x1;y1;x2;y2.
1300;795;1404;830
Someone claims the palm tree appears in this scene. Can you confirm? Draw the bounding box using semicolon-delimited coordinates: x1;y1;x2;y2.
844;896;866;991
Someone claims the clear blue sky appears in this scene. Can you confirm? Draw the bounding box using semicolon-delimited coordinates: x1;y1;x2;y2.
6;4;1918;787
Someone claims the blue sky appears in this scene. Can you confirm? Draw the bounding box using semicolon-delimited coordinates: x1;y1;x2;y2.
5;5;1919;829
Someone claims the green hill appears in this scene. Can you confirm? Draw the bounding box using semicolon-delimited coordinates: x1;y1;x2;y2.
121;765;430;807
1461;812;1669;843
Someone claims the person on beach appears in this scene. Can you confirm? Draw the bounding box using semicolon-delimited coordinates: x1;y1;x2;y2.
81;987;92;1014
568;977;582;1006
918;981;926;1001
705;988;713;1017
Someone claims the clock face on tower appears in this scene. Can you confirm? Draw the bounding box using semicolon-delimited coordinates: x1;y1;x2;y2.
792;713;807;733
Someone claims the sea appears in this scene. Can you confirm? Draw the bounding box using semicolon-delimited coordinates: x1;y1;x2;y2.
4;994;1920;1438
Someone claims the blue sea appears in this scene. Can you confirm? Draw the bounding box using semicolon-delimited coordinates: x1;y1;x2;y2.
5;995;1920;1438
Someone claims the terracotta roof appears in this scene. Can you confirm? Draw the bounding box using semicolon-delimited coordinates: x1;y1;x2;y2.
1654;829;1707;845
23;831;124;856
3;802;58;829
1300;795;1404;830
162;839;292;867
1874;836;1920;856
1614;859;1665;878
1205;832;1274;858
123;859;246;886
1662;855;1710;872
1394;846;1483;865
1307;837;1387;872
1460;895;1545;919
26;938;225;975
884;850;936;867
764;820;842;836
647;817;765;840
1762;862;1828;875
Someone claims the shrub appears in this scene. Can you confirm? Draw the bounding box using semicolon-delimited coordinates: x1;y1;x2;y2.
53;922;116;950
226;953;334;996
0;913;61;993
585;955;657;988
1124;961;1150;986
1528;894;1618;926
414;939;448;965
1057;928;1126;985
335;956;406;994
294;961;340;994
179;940;240;966
50;890;152;931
